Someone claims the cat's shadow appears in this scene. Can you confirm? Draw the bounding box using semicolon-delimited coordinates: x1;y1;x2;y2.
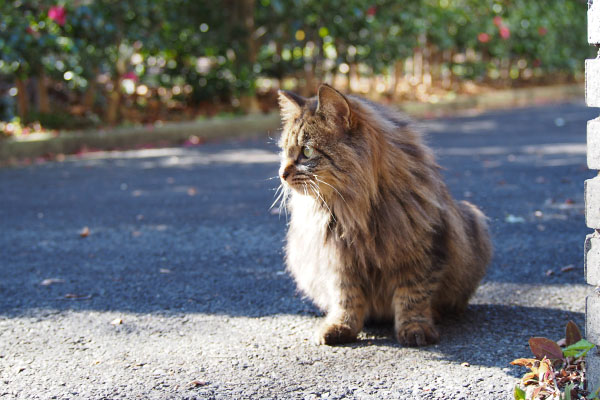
330;303;583;374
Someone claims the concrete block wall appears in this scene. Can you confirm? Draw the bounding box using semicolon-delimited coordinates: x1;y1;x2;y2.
586;0;600;392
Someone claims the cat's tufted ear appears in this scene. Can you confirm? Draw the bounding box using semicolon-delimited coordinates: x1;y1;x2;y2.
316;84;351;127
278;90;305;122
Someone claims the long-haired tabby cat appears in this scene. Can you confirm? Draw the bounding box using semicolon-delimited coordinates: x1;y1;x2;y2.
276;84;492;346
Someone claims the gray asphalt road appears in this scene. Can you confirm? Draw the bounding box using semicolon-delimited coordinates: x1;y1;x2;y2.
1;103;597;399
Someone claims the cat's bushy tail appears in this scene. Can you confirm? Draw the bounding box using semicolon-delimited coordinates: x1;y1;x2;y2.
433;200;492;318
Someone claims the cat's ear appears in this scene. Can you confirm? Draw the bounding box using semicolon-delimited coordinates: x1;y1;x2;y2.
278;90;305;122
316;84;351;127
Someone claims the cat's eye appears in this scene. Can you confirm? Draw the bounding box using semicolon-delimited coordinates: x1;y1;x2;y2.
302;146;314;158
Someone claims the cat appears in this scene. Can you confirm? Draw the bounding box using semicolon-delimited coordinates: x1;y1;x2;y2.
276;83;492;346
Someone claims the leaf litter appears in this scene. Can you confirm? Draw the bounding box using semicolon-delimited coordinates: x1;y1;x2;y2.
511;321;597;399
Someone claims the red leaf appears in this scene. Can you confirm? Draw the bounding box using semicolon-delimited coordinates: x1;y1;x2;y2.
565;321;582;346
529;337;563;360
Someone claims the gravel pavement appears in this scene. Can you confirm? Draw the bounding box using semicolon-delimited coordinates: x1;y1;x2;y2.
0;102;597;399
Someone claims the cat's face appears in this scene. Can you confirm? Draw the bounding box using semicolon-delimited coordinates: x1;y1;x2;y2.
277;85;352;200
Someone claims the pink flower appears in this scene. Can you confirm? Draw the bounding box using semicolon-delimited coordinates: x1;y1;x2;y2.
48;6;66;26
366;6;377;16
493;16;503;27
478;32;490;43
499;26;510;40
538;26;547;36
122;72;138;81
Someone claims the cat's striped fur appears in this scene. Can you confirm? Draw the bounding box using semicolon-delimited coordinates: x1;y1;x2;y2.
277;84;492;346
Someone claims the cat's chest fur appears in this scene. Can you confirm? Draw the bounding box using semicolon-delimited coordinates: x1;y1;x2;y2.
286;192;394;317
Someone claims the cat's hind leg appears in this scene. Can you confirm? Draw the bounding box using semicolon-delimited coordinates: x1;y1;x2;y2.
393;274;441;346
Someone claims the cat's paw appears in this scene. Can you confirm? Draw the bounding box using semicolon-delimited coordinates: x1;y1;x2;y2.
396;320;439;347
316;323;357;345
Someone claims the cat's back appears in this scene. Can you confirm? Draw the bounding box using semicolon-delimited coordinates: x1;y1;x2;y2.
349;96;413;130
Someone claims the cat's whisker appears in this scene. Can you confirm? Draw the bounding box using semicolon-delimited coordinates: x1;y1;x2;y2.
270;184;284;210
308;180;336;229
313;175;349;207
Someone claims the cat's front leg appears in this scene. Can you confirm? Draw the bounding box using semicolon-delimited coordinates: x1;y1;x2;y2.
393;281;440;347
316;281;366;345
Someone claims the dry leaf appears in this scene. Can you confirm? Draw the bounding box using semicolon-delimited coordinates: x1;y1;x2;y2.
64;293;91;300
561;265;575;273
188;380;207;388
565;321;582;347
511;358;537;368
40;278;65;286
79;226;90;237
529;337;563;360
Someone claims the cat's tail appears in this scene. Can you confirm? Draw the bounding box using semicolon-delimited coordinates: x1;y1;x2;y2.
433;200;492;318
458;200;493;273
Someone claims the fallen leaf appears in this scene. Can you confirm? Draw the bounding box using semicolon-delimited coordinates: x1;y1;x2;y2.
537;359;551;382
529;337;563;360
565;198;575;204
110;318;123;325
188;380;208;388
511;358;537;368
561;265;575;273
565;321;583;347
64;293;91;300
40;278;65;286
80;226;90;237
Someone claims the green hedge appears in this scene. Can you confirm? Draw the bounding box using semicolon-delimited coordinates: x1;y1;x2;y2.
0;0;593;124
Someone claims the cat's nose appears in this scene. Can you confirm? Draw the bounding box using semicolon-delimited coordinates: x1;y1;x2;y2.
280;165;292;181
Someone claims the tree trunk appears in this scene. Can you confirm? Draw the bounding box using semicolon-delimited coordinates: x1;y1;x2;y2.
15;77;29;121
36;70;50;114
235;0;259;112
105;78;121;125
392;60;404;100
83;69;98;110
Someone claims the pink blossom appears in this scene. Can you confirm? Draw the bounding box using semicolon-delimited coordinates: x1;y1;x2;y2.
499;26;510;40
477;32;490;43
538;26;547;36
122;72;138;81
48;6;66;26
493;16;503;27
